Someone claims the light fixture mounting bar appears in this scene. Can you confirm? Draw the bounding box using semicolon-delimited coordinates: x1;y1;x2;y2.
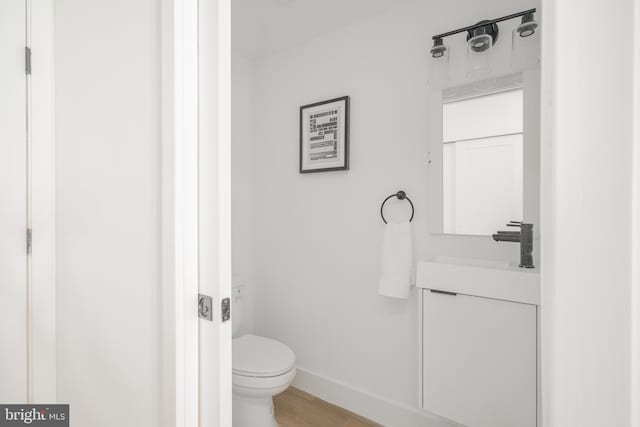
432;8;536;40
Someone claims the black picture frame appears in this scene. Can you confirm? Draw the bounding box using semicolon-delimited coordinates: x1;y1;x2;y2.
299;96;350;173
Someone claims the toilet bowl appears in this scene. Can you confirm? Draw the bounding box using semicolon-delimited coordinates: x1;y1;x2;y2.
232;334;296;427
232;286;296;427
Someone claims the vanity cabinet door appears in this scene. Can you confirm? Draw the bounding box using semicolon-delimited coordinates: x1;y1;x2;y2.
422;290;536;427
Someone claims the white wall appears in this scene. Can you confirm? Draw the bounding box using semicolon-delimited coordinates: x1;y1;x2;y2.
232;53;255;335
541;0;635;426
633;2;640;424
246;0;537;417
55;2;162;426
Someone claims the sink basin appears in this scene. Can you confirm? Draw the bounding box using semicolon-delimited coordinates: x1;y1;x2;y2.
416;257;540;305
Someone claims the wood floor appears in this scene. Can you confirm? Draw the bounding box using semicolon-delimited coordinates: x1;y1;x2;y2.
274;387;380;427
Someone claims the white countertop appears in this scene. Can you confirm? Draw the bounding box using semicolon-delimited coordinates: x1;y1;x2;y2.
416;257;540;305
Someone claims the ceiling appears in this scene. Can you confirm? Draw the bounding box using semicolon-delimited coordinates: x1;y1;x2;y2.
232;0;411;59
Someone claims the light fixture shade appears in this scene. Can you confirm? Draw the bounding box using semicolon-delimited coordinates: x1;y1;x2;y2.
468;32;492;53
430;38;448;58
466;33;493;78
511;20;540;70
429;43;450;87
516;13;538;38
466;21;498;52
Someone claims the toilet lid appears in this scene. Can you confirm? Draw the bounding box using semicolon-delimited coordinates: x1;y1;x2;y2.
233;335;295;377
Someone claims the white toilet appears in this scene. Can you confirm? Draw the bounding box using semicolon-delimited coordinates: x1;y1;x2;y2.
232;286;296;427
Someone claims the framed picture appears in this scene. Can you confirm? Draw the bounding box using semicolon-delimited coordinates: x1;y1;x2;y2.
299;96;349;173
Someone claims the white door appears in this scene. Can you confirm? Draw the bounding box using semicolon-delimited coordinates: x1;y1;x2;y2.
198;0;232;425
167;0;232;425
0;0;28;403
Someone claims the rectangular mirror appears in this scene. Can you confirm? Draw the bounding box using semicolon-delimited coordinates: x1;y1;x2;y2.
429;73;539;236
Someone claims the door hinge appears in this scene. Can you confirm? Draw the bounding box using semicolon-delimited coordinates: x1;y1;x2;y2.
26;228;32;254
25;47;31;75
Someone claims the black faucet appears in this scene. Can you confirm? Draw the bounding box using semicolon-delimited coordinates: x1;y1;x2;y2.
492;221;535;269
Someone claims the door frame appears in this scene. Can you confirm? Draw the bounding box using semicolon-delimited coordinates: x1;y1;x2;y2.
541;1;640;425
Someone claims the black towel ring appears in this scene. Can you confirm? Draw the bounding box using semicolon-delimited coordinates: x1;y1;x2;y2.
380;190;414;224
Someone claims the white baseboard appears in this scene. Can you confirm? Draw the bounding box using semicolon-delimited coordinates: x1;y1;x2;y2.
292;366;461;427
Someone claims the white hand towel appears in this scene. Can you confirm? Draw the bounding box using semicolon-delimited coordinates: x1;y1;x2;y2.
378;221;413;299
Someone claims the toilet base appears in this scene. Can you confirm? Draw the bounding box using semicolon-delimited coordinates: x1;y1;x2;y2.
232;366;296;427
233;394;278;427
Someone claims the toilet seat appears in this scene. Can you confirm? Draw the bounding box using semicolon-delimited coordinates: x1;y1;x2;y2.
233;334;295;378
232;366;296;394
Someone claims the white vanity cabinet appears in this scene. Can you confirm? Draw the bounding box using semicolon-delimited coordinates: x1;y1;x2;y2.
421;289;537;427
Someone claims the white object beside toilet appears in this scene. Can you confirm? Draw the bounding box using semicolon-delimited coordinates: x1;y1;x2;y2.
232;285;296;427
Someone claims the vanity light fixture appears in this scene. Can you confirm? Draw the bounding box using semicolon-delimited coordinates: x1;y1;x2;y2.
430;8;537;59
